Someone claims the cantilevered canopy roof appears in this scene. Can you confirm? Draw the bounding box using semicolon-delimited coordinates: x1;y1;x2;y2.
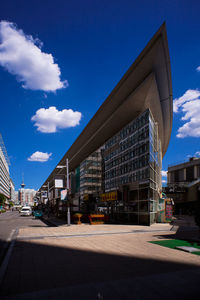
40;22;172;189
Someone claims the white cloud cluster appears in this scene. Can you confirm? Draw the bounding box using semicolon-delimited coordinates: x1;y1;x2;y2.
28;151;52;162
196;66;200;72
161;170;167;177
0;21;67;91
31;106;82;133
188;151;200;158
173;89;200;138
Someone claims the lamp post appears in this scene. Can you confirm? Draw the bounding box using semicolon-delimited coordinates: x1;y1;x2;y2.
56;159;71;226
66;158;71;226
41;185;48;204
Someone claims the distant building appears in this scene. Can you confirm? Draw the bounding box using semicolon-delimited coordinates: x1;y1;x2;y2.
14;191;19;205
164;157;200;214
18;180;36;207
0;133;10;201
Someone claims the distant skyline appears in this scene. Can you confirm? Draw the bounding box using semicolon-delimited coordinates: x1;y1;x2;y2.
0;0;200;190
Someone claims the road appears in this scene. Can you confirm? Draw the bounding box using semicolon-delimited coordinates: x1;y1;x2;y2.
0;211;47;263
1;212;200;299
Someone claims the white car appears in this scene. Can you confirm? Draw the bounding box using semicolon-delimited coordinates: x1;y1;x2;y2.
20;206;32;216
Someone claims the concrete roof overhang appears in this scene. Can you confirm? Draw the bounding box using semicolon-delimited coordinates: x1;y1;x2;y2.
40;23;172;189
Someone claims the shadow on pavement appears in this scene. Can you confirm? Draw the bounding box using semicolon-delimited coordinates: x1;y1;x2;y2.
40;218;57;227
153;226;200;243
0;237;200;299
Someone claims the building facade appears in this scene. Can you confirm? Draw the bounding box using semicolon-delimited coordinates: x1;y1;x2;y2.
18;181;37;207
164;157;200;214
0;133;10;200
102;109;161;224
39;24;173;225
80;149;102;199
10;179;15;203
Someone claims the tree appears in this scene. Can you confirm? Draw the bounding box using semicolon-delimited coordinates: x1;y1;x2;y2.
0;194;6;206
9;201;14;207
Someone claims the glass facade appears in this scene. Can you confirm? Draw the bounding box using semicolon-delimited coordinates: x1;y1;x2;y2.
71;109;162;225
101;109;161;225
80;149;102;200
104;110;150;192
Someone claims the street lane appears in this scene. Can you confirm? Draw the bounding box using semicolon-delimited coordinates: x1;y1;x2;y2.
0;211;47;263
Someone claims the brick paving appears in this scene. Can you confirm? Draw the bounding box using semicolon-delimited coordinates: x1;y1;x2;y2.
17;223;172;238
1;223;200;299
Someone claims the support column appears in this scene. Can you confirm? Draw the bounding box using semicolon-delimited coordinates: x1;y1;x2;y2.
167;172;171;184
183;168;186;181
194;166;197;179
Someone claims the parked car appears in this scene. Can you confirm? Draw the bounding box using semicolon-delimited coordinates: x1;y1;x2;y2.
33;210;43;219
20;206;32;216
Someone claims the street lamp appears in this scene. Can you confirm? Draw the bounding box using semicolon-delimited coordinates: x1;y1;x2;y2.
56;158;71;226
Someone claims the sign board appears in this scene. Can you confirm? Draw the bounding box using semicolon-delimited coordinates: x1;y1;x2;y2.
165;199;173;222
101;191;118;202
61;189;67;201
55;179;63;188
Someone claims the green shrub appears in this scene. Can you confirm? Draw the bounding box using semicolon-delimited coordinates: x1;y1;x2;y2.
0;194;6;206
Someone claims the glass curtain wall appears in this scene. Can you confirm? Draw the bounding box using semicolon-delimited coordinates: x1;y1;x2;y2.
80;148;102;205
71;109;161;224
103;109;161;225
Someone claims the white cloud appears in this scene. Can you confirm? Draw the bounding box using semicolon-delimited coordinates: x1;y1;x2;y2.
173;89;200;138
0;21;67;91
196;66;200;72
187;151;200;158
31;106;82;133
28;151;52;162
162;179;167;183
173;89;200;113
161;170;167;177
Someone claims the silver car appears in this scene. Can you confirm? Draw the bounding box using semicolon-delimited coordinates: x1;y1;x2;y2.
20;207;32;216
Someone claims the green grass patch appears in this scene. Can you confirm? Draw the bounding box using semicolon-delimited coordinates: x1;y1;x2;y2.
149;239;200;255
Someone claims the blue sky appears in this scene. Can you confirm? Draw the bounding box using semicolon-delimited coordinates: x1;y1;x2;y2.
0;0;200;190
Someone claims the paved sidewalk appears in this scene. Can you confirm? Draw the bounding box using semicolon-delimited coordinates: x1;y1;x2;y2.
1;223;200;299
17;223;173;239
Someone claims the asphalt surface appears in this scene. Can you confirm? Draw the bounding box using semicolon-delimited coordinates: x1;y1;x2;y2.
0;211;47;264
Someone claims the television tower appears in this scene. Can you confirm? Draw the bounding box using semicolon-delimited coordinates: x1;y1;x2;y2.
21;173;25;189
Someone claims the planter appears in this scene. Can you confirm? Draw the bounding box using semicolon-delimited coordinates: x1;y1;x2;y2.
74;213;82;224
89;214;105;225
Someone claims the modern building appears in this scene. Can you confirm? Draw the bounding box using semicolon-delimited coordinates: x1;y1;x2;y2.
39;23;172;225
0;133;10;201
164;157;200;214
